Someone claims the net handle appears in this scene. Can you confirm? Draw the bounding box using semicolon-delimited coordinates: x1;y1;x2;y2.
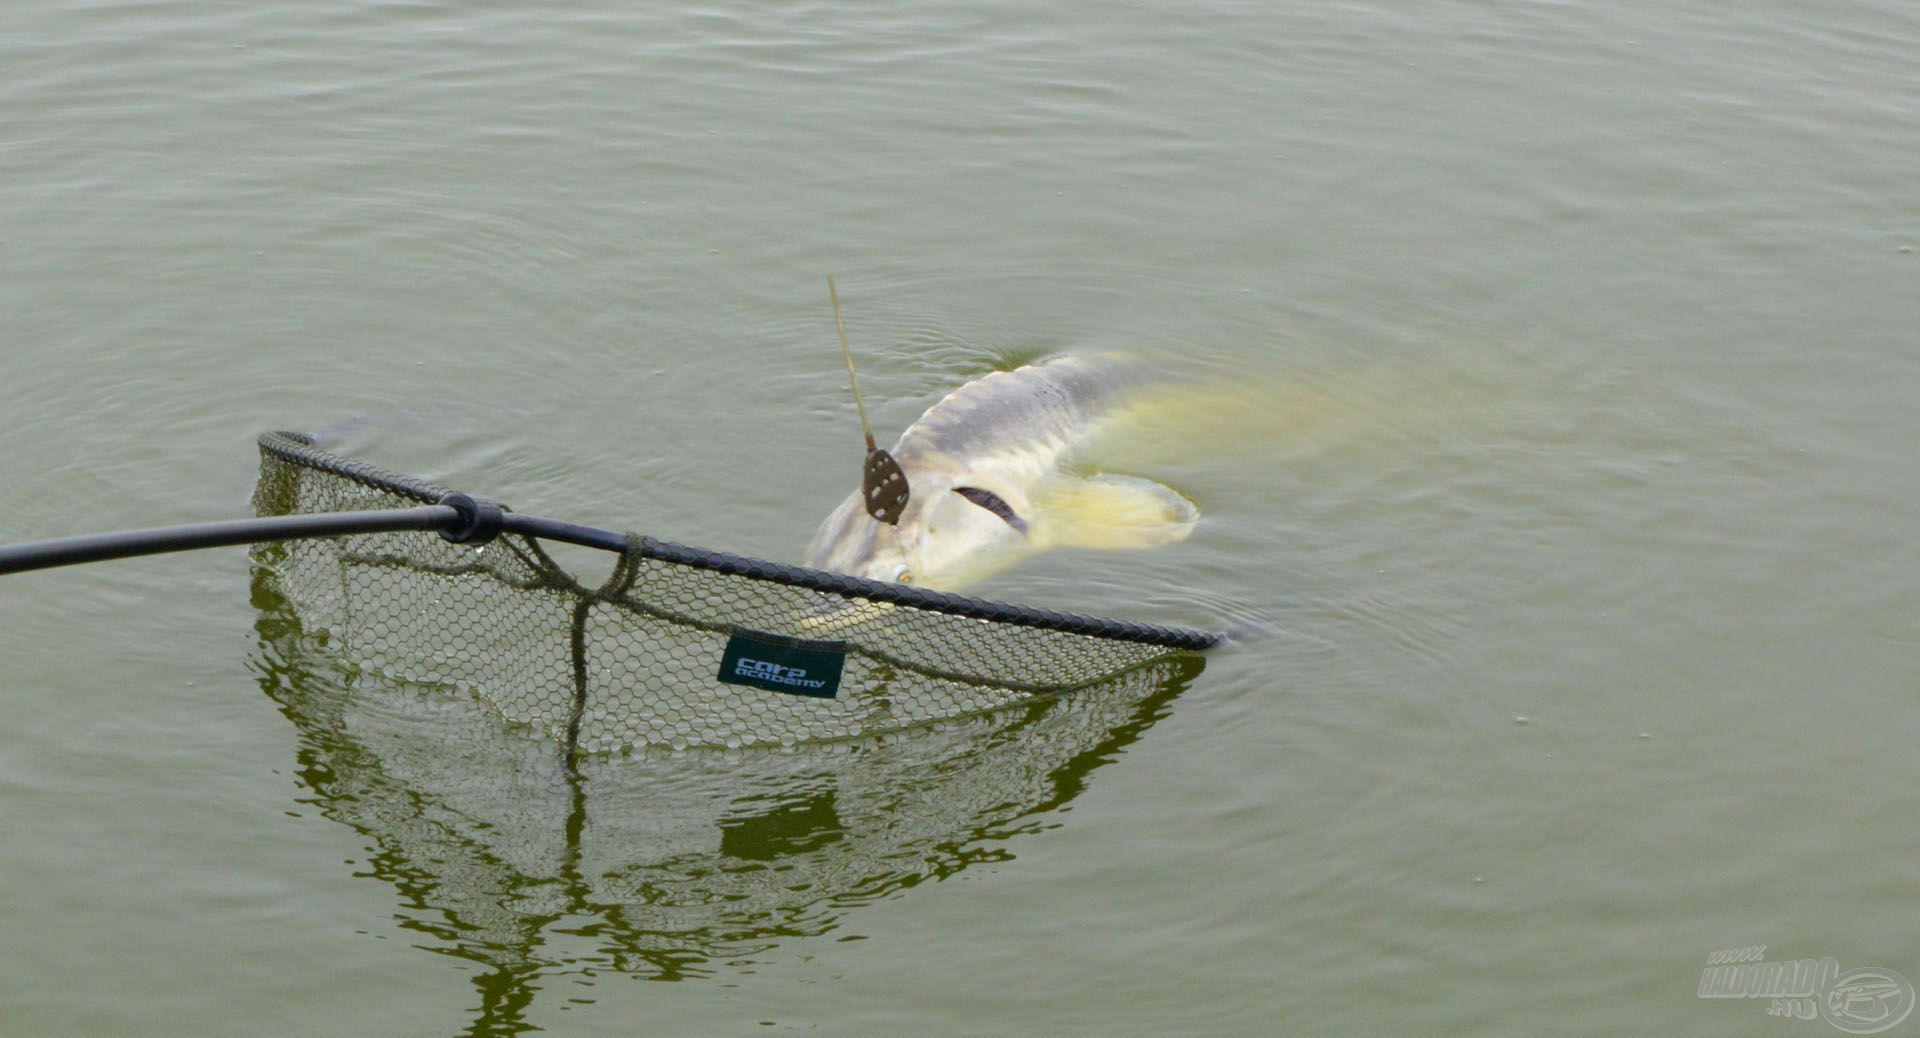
0;506;461;575
0;494;528;576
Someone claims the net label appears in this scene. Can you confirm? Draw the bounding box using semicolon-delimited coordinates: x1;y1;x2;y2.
718;630;846;699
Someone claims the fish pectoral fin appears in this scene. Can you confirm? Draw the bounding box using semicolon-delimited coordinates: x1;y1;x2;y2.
1030;474;1200;551
953;486;1029;534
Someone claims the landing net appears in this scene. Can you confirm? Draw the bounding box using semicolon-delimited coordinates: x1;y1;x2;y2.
250;432;1216;753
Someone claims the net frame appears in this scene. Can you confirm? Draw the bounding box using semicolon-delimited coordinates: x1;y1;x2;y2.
251;431;1218;753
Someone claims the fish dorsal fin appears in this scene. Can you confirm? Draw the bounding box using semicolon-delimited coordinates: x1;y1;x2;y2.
1029;474;1199;550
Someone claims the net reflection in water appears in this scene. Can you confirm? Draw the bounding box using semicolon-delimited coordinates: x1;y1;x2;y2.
250;576;1203;1034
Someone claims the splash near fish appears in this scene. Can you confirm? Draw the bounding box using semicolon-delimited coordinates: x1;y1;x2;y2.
808;284;1200;592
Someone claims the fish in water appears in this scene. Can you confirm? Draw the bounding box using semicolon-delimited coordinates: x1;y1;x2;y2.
805;355;1200;591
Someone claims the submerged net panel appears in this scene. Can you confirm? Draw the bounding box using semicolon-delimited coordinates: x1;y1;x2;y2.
251;432;1213;753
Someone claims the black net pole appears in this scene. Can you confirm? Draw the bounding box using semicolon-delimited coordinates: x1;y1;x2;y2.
0;506;461;576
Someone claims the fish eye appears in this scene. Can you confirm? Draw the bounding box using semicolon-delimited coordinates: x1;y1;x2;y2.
890;565;913;585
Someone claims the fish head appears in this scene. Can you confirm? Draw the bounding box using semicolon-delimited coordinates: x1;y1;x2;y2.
804;490;917;585
805;464;1034;590
896;472;1034;588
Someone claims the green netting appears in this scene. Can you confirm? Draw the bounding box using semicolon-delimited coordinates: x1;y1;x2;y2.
250;432;1214;753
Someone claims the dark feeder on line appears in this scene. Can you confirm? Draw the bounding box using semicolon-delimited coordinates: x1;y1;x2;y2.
863;447;910;526
830;276;911;531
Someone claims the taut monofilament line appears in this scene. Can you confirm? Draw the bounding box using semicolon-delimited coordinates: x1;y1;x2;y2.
828;275;875;454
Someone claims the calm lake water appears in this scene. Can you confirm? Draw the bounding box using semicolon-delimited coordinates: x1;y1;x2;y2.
3;1;1917;1034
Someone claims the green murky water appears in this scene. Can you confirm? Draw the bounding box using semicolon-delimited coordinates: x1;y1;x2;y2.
2;1;1916;1034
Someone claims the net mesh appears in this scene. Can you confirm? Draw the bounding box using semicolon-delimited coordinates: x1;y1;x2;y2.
250;432;1213;753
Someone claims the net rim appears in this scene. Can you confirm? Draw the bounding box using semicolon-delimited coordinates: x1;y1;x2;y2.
258;431;1221;652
